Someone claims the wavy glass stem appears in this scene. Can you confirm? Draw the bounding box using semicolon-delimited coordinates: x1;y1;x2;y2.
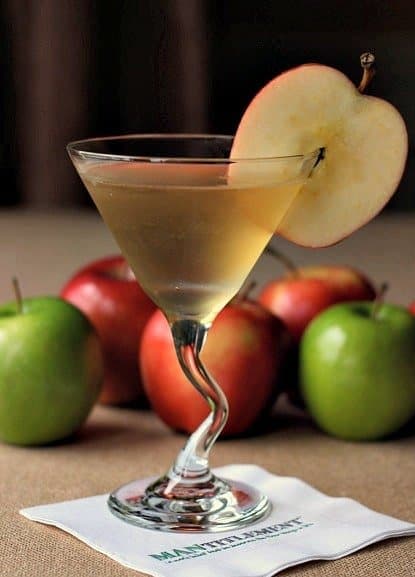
168;319;229;483
107;314;270;530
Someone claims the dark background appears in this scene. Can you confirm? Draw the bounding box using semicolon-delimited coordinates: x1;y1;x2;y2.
1;0;414;209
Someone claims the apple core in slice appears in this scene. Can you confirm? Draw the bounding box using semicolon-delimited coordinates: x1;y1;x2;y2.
231;61;408;247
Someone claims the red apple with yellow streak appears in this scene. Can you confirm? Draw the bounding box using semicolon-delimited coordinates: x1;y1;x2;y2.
61;255;156;405
259;276;338;342
295;264;376;302
139;299;292;436
258;248;376;341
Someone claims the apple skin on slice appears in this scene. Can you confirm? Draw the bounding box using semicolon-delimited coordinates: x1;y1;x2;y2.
231;64;408;247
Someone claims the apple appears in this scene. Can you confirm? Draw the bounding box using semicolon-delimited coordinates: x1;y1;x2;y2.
0;296;103;445
230;54;408;247
139;300;292;436
293;264;376;302
259;277;339;342
258;251;376;341
409;301;415;315
300;301;415;440
61;255;156;405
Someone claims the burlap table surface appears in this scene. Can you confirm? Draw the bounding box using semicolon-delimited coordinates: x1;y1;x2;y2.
1;211;415;575
1;403;414;577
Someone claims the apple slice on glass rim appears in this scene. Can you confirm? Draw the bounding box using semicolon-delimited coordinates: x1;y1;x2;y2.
230;53;408;247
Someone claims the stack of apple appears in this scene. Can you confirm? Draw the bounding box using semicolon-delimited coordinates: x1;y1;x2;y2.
61;251;415;443
1;252;414;447
60;253;381;438
258;258;415;440
60;255;381;438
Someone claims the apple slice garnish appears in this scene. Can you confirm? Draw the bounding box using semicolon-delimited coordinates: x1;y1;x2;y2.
230;54;408;247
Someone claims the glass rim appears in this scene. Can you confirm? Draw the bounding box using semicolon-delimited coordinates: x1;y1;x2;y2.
67;133;319;165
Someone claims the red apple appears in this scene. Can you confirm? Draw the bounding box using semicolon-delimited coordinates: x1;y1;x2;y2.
259;277;338;342
296;265;376;302
258;264;376;342
409;302;415;315
139;300;292;437
61;255;156;405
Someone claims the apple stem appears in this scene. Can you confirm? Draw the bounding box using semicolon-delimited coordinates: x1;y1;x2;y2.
12;277;23;314
313;147;326;170
264;245;299;277
358;52;376;93
371;282;389;319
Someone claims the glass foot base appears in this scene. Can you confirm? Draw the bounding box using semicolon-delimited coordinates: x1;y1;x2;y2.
108;473;271;532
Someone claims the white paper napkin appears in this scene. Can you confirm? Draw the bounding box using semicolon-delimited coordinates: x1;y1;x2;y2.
20;464;415;577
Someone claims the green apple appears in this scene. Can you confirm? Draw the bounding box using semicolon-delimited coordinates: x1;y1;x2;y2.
0;297;103;445
300;302;415;440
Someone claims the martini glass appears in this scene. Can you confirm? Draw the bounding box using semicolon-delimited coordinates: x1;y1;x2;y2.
68;134;317;532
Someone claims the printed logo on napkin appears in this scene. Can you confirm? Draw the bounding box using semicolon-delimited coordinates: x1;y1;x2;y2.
149;516;314;564
20;465;415;577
